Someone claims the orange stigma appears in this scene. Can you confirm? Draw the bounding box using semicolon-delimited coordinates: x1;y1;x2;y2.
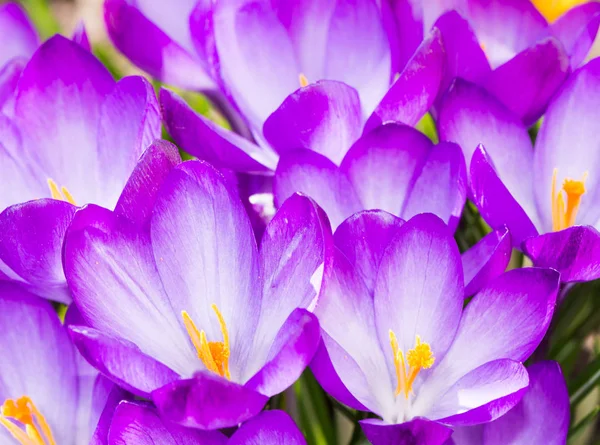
532;0;588;22
551;168;588;231
47;178;76;205
0;396;56;445
298;73;309;88
389;332;435;399
182;304;231;379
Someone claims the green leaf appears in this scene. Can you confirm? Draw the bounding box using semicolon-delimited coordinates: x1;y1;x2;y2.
294;370;337;445
568;405;600;443
569;356;600;408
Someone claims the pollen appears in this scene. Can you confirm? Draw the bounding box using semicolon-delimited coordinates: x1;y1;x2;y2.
299;73;309;88
551;168;588;231
47;178;77;205
0;396;56;445
389;332;435;399
182;304;231;380
531;0;587;23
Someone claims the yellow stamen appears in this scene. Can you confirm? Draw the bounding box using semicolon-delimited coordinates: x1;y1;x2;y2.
551;168;588;231
182;304;231;379
299;73;309;88
532;0;588;23
1;396;56;445
389;332;435;399
46;178;76;205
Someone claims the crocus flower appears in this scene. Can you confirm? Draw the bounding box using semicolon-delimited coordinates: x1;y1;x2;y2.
438;58;600;282
0;282;124;445
311;211;560;445
0;35;161;302
64;159;330;429
105;403;306;445
449;361;569;445
392;0;600;125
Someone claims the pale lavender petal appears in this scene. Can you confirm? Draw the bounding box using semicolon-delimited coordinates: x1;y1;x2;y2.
551;2;600;68
229;410;306;445
360;418;453;445
0;58;25;111
89;385;129;445
72;21;91;51
0;2;38;66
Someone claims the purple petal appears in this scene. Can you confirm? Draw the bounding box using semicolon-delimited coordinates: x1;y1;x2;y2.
0;199;76;303
72;21;91;51
150;161;260;379
401;141;467;231
462;226;512;296
551;2;600;68
108;401;227;444
69;325;180;398
390;0;427;69
484;361;569;445
246;309;320;396
431;359;528;425
334;210;405;294
229;410;306;445
533;59;600;230
64;204;196;375
160;88;277;172
0;283;78;445
263;80;362;165
470;145;539;246
374;213;464;373
274;149;362;229
483;37;570;126
523;225;600;282
115;140;182;227
341;124;432;217
0;58;25;111
364;28;445;132
360;418;453;445
0;2;38;66
104;0;215;90
152;372;268;430
89;385;129;445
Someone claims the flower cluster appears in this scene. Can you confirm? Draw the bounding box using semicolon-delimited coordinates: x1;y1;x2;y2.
1;0;599;444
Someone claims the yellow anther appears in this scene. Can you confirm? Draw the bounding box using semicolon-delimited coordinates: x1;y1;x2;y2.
0;396;56;445
299;73;309;88
182;305;231;380
47;178;76;205
389;332;435;399
551;168;588;231
532;0;587;22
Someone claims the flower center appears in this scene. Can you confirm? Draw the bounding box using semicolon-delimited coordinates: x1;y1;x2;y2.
551;168;588;231
531;0;587;23
182;304;231;380
0;396;56;445
47;178;76;205
298;73;309;88
389;332;435;399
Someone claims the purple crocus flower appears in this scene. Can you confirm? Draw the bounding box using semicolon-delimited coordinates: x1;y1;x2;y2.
438;58;600;282
105;404;306;444
0;282;124;445
449;361;569;445
64;158;330;430
0;35;161;302
392;0;600;125
311;211;560;445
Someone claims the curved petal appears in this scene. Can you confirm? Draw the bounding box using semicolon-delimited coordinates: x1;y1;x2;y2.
430;359;528;425
341;124;432;217
483;361;569;445
151;161;260;380
551;2;600;68
13;35;115;205
104;0;215;90
360;418;453;445
108;401;227;444
64;204;196;375
364;28;445;133
333;210;405;294
263;80;362;165
0;199;76;303
89;384;129;445
470;145;539;246
160;88;277;172
229;410;306;445
152;372;268;430
0;58;25;111
273;149;362;229
401;141;467;231
483;37;570;126
462;226;512;297
533;58;600;230
72;22;91;51
523;225;600;282
0;2;39;66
